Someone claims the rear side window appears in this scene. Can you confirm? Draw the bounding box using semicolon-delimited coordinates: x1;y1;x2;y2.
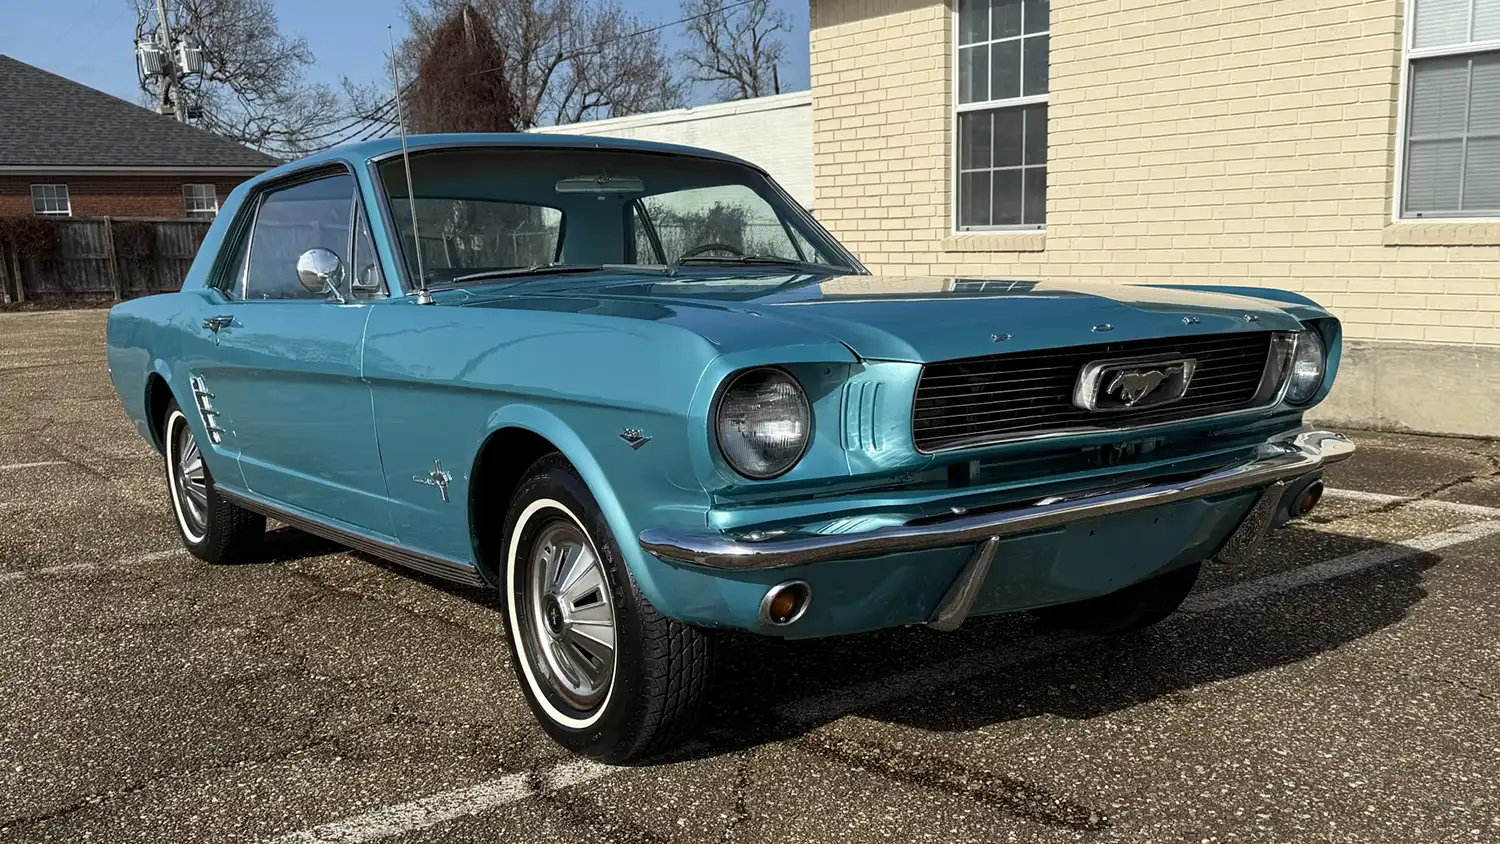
234;173;356;301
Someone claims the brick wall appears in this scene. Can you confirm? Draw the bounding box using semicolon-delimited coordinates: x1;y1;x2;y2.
0;175;249;219
811;0;1500;344
811;0;1500;435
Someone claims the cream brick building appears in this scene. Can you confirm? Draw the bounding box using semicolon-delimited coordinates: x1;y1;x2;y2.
809;0;1500;436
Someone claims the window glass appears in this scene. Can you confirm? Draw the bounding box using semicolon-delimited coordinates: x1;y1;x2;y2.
1403;52;1500;217
30;184;70;216
243;173;354;300
629;203;663;264
376;148;851;284
388;198;561;275
955;0;1048;230
183;184;218;219
957;105;1047;228
351;202;387;298
640;185;812;265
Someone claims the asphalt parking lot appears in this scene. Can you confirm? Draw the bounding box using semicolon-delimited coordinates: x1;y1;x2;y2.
1;308;1498;844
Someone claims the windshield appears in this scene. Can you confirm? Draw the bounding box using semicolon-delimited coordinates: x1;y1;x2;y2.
376;147;858;287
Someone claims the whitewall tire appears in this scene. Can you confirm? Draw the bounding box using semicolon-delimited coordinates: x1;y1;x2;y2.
500;454;715;762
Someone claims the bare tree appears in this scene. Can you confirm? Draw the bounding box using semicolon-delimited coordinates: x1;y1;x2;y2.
410;4;519;132
400;0;683;129
679;0;789;102
132;0;358;156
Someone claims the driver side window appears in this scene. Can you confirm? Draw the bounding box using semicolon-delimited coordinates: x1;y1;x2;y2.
239;172;355;301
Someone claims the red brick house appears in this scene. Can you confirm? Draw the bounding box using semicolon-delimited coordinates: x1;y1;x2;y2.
0;55;278;220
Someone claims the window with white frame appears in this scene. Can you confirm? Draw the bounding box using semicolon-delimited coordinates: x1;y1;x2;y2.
955;0;1049;231
1400;0;1500;218
30;184;70;216
183;183;219;219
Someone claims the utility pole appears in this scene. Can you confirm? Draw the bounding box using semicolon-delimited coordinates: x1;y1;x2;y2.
136;0;202;123
155;0;185;121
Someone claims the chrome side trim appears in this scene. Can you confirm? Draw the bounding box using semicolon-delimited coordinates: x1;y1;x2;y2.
188;375;225;444
927;537;1000;632
216;488;487;587
639;427;1354;571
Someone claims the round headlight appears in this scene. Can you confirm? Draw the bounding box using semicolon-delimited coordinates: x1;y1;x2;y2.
1285;329;1326;405
715;368;811;479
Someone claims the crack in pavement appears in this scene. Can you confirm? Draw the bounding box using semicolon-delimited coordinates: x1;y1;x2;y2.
0;712;397;834
793;733;1110;831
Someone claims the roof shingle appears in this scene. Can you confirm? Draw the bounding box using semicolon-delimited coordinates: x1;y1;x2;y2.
0;55;281;170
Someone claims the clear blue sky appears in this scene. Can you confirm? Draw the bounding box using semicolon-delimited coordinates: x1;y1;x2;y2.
0;0;811;109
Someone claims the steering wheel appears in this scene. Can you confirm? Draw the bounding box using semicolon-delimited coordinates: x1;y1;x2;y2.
677;242;747;261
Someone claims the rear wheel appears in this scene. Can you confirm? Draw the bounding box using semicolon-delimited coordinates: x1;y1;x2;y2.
501;455;714;763
1035;562;1202;635
163;401;263;564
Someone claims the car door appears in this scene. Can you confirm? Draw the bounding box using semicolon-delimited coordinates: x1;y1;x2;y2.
191;167;395;536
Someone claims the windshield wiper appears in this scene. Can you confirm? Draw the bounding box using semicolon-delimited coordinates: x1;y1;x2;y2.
449;263;604;284
673;255;848;274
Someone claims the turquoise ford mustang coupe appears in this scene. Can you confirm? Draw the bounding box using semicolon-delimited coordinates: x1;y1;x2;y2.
106;134;1353;761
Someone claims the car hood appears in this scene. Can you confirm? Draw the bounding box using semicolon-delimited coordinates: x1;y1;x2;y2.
456;273;1312;363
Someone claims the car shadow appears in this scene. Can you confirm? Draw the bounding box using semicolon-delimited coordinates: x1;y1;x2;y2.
676;527;1440;760
254;521;1442;766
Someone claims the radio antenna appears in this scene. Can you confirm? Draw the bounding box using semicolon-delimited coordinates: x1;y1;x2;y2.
388;25;431;305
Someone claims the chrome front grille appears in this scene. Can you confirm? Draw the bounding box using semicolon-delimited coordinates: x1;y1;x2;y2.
912;332;1278;452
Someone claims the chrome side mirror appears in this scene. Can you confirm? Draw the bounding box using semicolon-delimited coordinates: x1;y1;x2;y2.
296;248;346;302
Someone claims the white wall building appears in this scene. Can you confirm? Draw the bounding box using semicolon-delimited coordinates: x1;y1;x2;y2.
531;91;814;208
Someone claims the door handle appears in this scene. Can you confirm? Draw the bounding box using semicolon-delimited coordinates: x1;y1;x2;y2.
203;315;234;333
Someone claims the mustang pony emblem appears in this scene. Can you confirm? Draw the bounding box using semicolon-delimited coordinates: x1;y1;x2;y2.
1106;367;1178;407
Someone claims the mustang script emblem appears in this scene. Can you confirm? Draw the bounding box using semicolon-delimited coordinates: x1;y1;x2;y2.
1106;367;1178;407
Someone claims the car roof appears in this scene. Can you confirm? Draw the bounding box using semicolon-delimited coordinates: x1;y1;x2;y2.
255;133;763;183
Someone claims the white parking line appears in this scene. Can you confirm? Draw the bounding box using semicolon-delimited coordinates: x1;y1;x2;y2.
259;513;1500;844
1181;518;1500;614
267;760;617;844
1323;487;1500;518
0;549;184;584
0;460;68;471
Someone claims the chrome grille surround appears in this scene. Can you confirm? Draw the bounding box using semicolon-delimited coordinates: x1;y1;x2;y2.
912;331;1294;453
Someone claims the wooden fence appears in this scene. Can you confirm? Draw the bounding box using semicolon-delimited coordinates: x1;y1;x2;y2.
0;218;211;303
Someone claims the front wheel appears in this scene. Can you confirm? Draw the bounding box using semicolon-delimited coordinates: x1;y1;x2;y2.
1034;561;1202;635
501;455;715;763
162;400;264;564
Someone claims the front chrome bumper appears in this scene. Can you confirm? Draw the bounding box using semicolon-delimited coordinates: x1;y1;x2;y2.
639;427;1355;572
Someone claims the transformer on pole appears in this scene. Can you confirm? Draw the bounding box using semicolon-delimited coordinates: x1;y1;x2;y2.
134;0;203;123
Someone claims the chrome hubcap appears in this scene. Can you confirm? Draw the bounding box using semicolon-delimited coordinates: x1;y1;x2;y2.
173;418;208;535
524;521;616;711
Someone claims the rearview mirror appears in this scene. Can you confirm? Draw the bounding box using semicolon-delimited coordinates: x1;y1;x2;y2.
296;248;346;302
555;174;645;194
